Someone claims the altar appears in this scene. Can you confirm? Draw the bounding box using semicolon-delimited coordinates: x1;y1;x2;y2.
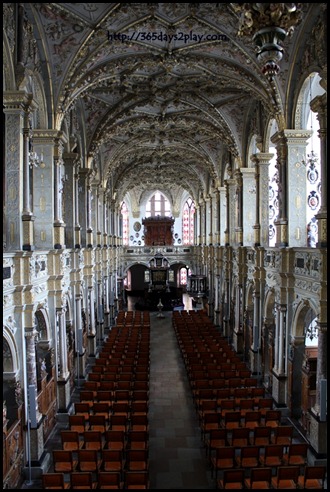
142;216;174;246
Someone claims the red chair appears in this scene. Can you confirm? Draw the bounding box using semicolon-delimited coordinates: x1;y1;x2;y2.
264;409;281;427
271;425;293;451
244;411;261;430
227;427;250;447
77;449;102;472
283;443;309;466
244;467;272;489
259;445;284;467
104;430;126;451
82;430;104;451
69;414;88;433
211;447;236;480
250;426;272;446
201;412;220;439
60;430;83;451
53;450;77;473
74;402;91;420
222;411;241;430
271;466;300;489
297;465;326;489
127;430;149;451
42;473;70;489
204;428;227;458
98;471;123;489
70;472;97;489
124;471;149;489
235;446;260;468
217;469;245;489
126;449;149;472
101;449;125;474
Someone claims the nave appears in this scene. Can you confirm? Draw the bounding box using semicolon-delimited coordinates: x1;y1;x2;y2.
21;308;325;490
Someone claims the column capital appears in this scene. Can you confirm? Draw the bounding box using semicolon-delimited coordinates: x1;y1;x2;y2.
3;91;35;112
283;129;313;145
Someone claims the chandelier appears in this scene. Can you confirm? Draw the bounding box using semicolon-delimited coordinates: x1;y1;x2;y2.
232;3;303;77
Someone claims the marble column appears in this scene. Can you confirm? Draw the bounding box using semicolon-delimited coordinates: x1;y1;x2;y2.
284;130;313;246
271;131;288;247
56;309;70;411
240;167;255;246
234;170;243;246
62;152;78;249
214;187;220;245
87;287;97;356
73;160;82;248
272;304;288;404
3;92;34;251
75;293;85;380
78;168;90;248
25;327;44;462
257;153;274;246
208;194;213;245
22;111;36;251
225;178;236;245
311;94;327;248
32;131;57;250
219;187;226;245
53;135;66;249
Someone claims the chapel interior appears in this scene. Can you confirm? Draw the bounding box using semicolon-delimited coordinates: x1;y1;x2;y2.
3;3;327;490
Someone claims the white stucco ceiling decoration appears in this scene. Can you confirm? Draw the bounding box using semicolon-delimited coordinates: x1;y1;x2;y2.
22;3;318;204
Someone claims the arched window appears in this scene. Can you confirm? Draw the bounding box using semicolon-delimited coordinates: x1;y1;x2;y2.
179;266;191;285
268;147;279;247
182;197;195;245
305;107;321;248
121;201;129;245
145;191;171;217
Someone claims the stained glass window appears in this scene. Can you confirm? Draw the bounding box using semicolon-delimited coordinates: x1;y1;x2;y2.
121;201;129;245
182;197;195;245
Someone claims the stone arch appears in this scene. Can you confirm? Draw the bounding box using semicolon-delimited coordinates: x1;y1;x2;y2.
244;280;254;363
262;287;276;388
3;326;19;375
289;299;318;420
34;307;52;383
294;73;324;130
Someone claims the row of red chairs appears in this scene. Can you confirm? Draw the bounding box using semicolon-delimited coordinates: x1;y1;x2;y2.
61;428;149;453
210;443;310;478
43;470;149;489
205;426;295;456
216;465;326;489
53;448;148;475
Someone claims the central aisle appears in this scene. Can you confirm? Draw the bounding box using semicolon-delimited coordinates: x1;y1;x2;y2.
148;311;214;489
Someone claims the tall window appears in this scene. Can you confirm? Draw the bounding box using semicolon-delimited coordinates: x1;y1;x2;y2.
121;201;129;245
268;148;279;247
182;197;195;245
180;266;191;285
305;110;321;247
145;191;171;217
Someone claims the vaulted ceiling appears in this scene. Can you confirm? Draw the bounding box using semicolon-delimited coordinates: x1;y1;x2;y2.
20;3;323;205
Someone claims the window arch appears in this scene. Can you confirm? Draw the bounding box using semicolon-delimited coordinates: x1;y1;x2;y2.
145;191;171;217
121;201;129;245
182;197;195;245
179;266;191;286
305;96;321;248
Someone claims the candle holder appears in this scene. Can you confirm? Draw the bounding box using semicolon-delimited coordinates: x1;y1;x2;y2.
157;298;164;318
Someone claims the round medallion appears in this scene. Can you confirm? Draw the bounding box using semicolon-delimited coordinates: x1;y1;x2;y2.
133;221;141;232
307;168;318;184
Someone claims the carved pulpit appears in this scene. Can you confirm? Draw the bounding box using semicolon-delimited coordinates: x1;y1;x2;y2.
142;216;174;246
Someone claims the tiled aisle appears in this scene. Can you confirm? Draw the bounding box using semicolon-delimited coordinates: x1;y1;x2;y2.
148;311;214;489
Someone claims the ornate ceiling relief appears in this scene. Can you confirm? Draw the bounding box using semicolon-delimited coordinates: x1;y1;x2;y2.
18;3;321;211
